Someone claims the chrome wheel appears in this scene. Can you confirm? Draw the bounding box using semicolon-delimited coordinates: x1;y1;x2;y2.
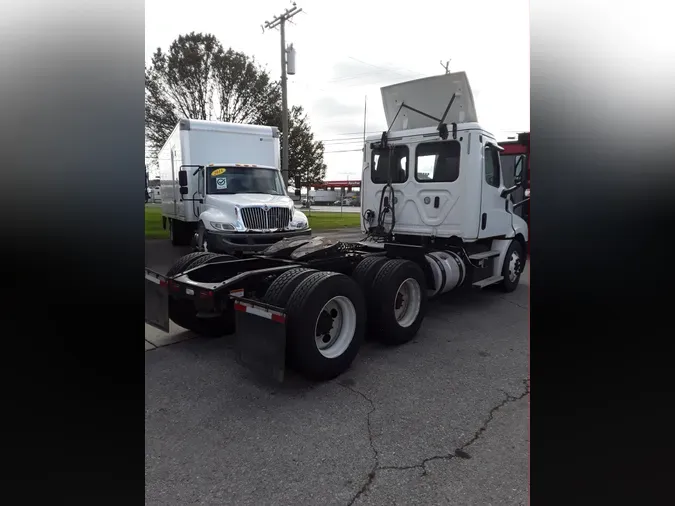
314;295;357;359
394;278;422;328
508;251;522;283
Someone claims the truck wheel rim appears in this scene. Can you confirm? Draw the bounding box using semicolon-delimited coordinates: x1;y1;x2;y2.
394;278;422;328
508;252;521;283
314;295;356;359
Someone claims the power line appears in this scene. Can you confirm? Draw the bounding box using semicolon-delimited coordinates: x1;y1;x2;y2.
321;139;369;146
318;133;382;143
323;148;364;154
319;130;382;137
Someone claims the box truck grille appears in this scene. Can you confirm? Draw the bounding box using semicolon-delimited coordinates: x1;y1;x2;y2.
240;206;292;230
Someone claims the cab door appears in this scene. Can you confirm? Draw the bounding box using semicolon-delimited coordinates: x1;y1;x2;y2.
478;143;513;238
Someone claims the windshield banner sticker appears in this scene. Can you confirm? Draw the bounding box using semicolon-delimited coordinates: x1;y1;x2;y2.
211;168;226;177
216;177;228;190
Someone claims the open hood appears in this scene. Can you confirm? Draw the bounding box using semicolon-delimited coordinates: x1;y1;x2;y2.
380;71;478;131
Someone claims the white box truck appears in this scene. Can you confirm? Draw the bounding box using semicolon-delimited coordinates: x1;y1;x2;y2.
157;119;311;254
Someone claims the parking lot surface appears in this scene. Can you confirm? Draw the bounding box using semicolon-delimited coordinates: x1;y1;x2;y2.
145;235;529;505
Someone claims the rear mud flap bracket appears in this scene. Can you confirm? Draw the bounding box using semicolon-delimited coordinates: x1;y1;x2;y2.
233;298;287;382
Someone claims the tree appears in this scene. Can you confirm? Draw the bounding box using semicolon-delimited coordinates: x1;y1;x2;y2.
145;32;326;184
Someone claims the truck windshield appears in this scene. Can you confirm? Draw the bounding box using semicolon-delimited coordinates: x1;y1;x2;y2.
206;166;285;195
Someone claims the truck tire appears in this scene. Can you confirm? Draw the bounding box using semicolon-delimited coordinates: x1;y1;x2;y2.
369;259;428;345
166;252;236;336
169;299;235;337
166;252;210;277
352;256;388;293
500;241;524;293
264;268;317;307
187;252;234;270
352;256;389;338
285;272;366;381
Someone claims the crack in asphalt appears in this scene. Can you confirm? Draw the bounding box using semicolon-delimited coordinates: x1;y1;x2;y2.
498;296;528;311
339;378;530;505
338;382;380;506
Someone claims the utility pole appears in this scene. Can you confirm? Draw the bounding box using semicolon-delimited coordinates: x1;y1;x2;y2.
440;59;451;74
263;2;302;187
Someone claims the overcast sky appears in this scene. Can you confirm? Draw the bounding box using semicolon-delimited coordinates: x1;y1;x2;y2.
146;0;529;181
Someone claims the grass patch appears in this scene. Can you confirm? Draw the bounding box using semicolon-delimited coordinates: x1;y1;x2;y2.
144;205;359;239
304;211;360;230
145;205;169;239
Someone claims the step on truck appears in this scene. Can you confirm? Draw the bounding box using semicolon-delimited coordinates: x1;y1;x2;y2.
145;72;530;383
157;119;311;254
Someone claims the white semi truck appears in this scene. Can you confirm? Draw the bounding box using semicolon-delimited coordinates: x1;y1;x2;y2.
145;72;529;383
158;119;311;254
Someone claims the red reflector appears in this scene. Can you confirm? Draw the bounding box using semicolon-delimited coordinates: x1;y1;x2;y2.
199;290;213;298
234;303;246;312
169;281;180;291
271;313;286;324
159;280;168;287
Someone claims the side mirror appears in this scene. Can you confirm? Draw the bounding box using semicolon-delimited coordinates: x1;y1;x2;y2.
178;170;188;187
179;186;188;196
513;155;525;186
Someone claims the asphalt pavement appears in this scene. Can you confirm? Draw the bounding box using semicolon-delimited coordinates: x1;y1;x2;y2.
145;233;529;505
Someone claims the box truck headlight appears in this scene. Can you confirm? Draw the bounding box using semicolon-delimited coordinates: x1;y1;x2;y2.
210;222;235;231
290;212;309;230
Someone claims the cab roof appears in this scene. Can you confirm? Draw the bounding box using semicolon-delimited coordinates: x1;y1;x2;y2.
365;122;495;143
206;163;277;170
179;119;279;137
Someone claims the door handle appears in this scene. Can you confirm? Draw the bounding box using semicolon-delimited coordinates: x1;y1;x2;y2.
434;196;440;208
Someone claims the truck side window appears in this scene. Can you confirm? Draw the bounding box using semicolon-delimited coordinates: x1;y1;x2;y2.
484;145;500;187
500;154;515;188
415;141;460;183
198;169;205;195
371;146;408;184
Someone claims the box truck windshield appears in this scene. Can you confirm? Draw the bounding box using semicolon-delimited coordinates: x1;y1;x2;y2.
207;166;286;196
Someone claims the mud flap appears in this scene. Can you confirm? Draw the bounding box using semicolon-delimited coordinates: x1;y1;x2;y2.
145;269;170;333
233;298;287;382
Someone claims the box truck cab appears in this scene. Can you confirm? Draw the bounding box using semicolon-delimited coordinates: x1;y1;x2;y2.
158;119;311;254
